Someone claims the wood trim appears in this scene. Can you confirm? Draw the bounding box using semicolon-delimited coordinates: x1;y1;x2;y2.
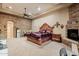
0;4;72;20
33;4;72;20
0;8;32;20
0;12;32;20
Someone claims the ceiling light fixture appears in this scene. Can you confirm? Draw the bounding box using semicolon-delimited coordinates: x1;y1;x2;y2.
23;8;31;17
37;7;41;11
7;6;12;9
8;6;12;9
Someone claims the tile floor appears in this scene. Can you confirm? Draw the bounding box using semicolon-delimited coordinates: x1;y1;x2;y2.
0;37;78;56
7;37;73;56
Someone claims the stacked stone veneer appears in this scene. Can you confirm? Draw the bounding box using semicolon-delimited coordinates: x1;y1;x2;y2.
0;13;32;38
67;3;79;29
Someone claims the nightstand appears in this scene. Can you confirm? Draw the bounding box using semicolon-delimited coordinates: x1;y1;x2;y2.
52;34;62;42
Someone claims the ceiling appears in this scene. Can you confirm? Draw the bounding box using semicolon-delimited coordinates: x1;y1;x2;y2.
1;3;71;19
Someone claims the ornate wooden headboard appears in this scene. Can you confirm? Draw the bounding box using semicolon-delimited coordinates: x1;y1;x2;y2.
39;23;52;32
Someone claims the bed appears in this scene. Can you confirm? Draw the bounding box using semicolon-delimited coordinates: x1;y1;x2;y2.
24;23;52;45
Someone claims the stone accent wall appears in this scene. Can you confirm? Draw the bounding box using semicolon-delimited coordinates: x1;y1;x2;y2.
0;13;32;38
0;3;2;8
67;3;79;29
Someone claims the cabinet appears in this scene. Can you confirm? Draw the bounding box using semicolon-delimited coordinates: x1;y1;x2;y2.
52;34;62;42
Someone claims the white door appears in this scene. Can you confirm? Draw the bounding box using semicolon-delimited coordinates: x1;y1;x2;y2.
7;21;14;39
16;29;21;38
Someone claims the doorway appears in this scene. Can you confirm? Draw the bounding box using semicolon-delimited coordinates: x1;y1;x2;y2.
16;28;21;38
7;21;14;39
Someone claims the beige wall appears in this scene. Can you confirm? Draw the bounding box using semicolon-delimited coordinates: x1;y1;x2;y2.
32;8;69;37
0;13;32;38
0;8;69;38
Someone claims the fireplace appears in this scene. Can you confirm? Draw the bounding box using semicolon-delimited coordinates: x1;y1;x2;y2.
67;29;79;41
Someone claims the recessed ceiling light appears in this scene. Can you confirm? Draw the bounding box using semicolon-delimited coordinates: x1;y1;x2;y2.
6;6;13;9
28;13;32;16
37;7;41;11
9;6;12;9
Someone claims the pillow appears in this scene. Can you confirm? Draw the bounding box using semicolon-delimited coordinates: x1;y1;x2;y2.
39;30;46;33
46;30;51;33
42;30;46;33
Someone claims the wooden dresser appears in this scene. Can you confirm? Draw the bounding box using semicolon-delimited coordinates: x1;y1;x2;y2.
52;34;62;42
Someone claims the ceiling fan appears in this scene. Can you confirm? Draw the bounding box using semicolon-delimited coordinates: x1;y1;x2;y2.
23;8;31;17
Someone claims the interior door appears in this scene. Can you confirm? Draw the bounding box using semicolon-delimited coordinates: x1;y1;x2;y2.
16;28;21;38
7;21;14;39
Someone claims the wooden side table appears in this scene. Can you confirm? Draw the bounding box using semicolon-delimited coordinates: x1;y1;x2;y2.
52;34;62;42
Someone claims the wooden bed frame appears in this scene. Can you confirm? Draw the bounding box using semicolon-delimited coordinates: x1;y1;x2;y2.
27;23;52;45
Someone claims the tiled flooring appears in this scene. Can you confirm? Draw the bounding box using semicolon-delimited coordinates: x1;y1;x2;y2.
7;37;73;56
0;37;78;56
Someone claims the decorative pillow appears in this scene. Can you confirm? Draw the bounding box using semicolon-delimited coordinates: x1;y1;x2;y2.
46;30;51;33
42;30;46;33
39;30;46;33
